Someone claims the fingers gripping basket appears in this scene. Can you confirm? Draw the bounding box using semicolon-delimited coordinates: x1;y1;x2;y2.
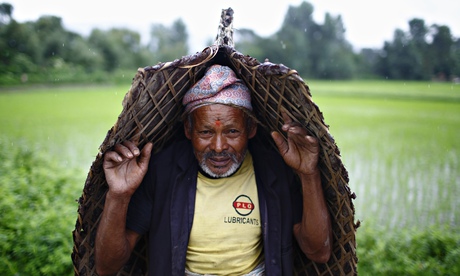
72;8;358;275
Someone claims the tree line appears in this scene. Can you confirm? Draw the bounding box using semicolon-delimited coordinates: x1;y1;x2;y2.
1;1;459;85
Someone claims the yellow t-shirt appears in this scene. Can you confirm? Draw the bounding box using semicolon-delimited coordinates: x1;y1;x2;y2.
185;152;263;275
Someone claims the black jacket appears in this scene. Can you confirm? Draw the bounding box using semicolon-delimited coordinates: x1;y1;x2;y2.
127;139;303;275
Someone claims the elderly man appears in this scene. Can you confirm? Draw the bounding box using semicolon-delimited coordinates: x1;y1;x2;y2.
95;65;332;275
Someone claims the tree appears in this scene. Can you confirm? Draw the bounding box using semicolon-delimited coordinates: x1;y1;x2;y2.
376;19;457;81
234;28;265;61
88;27;155;72
313;13;355;79
356;48;381;79
453;39;460;77
34;16;68;61
273;1;315;76
0;2;13;24
267;1;356;79
377;20;433;80
0;20;40;76
408;19;431;79
63;32;105;72
149;19;189;63
431;25;455;80
1;1;459;83
378;29;421;79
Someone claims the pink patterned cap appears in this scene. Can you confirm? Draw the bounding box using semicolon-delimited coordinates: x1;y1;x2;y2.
182;64;252;113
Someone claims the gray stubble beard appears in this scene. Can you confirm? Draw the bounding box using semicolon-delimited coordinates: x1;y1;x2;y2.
199;149;247;178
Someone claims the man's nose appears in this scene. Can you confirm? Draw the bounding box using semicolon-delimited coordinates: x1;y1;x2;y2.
211;134;228;152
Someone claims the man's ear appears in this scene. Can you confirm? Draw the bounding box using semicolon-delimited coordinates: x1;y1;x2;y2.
248;122;257;139
184;118;192;140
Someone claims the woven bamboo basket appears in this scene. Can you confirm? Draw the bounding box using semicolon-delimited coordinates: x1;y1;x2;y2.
72;8;358;275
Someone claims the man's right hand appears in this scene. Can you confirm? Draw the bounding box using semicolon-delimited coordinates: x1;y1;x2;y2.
96;140;152;275
103;140;153;197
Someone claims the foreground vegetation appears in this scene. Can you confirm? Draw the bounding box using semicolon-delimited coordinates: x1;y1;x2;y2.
357;227;460;275
0;80;459;275
0;140;79;275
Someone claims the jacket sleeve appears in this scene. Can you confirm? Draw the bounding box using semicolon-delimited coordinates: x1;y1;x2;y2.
125;153;155;235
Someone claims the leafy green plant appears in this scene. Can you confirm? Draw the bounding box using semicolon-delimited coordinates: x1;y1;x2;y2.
0;140;80;275
357;226;460;275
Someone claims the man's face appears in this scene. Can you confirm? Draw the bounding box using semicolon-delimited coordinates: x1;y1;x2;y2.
185;104;257;178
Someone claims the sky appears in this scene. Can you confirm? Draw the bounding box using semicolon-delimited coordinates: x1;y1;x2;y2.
5;0;460;53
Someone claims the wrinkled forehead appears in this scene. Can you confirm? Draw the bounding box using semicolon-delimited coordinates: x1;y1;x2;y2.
190;104;246;125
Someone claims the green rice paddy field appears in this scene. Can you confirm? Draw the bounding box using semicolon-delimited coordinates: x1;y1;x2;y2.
1;80;459;231
309;80;460;231
0;80;459;273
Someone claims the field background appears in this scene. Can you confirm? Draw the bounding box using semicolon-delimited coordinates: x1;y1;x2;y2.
310;80;460;230
1;80;459;274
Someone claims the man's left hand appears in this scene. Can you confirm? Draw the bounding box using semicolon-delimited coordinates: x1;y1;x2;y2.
271;112;320;176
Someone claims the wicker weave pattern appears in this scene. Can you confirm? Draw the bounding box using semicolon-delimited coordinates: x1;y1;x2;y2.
72;44;358;275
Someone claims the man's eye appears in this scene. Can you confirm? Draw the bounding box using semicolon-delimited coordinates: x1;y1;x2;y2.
228;129;240;135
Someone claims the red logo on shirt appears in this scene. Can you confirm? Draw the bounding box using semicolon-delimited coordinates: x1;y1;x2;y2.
233;195;254;216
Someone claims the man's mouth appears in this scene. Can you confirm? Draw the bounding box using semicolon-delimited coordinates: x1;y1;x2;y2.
199;150;245;178
208;157;231;167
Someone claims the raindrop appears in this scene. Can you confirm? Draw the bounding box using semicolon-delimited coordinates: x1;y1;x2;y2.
280;40;286;50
